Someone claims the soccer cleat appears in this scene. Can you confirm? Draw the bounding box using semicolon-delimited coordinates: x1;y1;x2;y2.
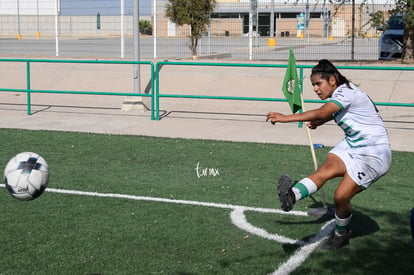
321;229;352;250
277;174;296;212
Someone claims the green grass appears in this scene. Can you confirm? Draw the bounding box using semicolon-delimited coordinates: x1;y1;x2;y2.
0;128;413;274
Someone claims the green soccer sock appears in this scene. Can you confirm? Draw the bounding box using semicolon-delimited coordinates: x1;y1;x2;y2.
335;214;352;236
291;177;318;201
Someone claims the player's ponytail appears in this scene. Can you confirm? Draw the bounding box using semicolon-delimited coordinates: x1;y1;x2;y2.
311;59;351;89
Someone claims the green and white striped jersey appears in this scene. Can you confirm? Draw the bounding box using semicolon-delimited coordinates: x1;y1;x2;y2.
329;83;390;148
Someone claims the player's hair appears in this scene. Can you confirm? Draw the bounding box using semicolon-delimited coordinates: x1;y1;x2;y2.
311;59;351;89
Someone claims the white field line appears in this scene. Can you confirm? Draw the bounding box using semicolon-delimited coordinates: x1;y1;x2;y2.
1;185;335;274
271;220;335;275
230;207;335;275
45;187;309;216
230;207;300;245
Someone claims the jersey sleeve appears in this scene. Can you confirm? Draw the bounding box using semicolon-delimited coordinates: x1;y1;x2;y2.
329;86;353;110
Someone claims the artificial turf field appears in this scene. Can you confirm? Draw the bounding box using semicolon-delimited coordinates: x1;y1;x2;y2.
0;128;413;274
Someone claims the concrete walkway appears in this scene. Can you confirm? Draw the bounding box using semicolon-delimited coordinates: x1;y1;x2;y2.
0;60;413;152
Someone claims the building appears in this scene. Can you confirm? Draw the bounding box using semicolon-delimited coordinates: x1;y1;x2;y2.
155;0;382;39
0;0;386;39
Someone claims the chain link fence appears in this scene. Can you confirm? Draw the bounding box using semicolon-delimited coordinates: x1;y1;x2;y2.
0;0;396;61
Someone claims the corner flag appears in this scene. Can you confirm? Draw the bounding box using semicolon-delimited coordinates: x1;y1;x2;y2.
282;48;302;114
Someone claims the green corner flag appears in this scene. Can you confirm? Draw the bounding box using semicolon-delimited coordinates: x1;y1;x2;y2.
282;48;302;114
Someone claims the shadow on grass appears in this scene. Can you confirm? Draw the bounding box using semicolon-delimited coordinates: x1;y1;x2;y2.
296;207;414;275
281;208;380;254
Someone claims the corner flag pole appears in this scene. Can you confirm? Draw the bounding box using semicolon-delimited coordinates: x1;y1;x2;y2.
299;92;327;208
283;48;327;209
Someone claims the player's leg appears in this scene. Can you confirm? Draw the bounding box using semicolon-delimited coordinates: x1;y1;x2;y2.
322;144;391;248
322;173;362;250
278;153;346;211
334;173;363;218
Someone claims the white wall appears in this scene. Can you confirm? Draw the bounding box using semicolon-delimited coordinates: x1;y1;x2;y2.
0;15;135;37
0;0;57;15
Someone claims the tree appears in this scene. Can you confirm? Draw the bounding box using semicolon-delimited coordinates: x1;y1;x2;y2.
366;10;386;30
165;0;216;58
329;0;413;61
139;20;153;35
394;0;414;61
361;0;413;61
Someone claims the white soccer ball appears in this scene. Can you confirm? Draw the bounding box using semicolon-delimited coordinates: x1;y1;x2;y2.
3;152;49;201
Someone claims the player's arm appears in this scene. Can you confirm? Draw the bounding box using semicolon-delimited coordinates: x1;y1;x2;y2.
306;116;334;129
266;102;340;126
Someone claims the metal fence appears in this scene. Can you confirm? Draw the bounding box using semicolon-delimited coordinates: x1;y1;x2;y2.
0;58;155;119
1;58;413;122
0;0;398;61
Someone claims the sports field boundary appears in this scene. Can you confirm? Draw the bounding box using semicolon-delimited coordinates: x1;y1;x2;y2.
1;184;335;274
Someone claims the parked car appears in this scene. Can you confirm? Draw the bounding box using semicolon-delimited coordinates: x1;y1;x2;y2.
378;14;404;60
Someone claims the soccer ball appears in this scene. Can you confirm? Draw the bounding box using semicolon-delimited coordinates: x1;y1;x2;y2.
3;152;49;201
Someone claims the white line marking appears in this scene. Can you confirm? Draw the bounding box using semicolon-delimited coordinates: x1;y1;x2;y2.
45;187;309;216
271;221;335;275
229;206;334;275
230;207;301;245
1;185;335;274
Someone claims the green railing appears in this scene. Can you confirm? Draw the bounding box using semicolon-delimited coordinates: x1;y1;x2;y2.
154;61;414;120
0;58;155;120
155;61;289;121
1;59;413;122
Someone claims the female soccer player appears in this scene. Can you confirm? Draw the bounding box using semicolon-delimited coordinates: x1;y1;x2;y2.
266;59;391;249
